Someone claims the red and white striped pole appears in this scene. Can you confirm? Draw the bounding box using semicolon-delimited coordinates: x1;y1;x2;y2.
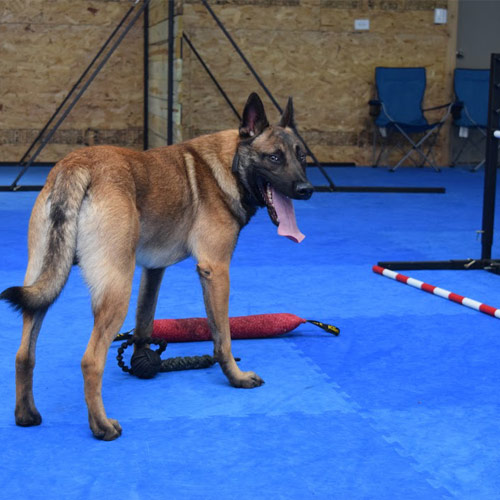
373;265;500;319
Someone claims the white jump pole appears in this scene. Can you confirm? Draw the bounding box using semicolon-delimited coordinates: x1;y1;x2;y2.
373;265;500;319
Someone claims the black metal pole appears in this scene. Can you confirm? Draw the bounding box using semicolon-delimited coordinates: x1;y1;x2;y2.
183;33;241;121
481;53;500;260
200;0;281;113
11;0;150;189
200;0;336;190
143;1;149;150
167;0;175;145
18;3;137;166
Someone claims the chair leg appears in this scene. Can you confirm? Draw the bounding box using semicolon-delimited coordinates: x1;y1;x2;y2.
423;131;441;172
390;128;430;171
451;136;470;166
372;126;380;167
472;143;500;171
372;126;388;167
472;159;486;172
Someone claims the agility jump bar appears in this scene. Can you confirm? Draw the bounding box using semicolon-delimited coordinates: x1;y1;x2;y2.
373;265;500;319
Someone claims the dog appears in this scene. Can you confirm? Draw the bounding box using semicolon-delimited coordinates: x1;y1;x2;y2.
1;92;314;440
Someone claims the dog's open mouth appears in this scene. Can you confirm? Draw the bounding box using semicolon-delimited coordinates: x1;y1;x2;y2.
259;181;279;226
257;179;305;243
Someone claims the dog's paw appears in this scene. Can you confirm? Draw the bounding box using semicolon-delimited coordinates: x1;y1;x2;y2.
15;406;42;427
231;371;265;389
91;418;122;441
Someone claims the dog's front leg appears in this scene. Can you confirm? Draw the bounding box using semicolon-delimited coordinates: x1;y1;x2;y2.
135;267;166;343
197;261;264;388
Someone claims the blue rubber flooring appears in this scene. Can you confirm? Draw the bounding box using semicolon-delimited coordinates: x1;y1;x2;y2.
0;165;499;499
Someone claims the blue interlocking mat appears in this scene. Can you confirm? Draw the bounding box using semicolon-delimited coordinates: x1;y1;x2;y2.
0;165;499;499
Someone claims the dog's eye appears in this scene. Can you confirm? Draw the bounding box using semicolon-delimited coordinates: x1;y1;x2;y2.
297;148;307;164
268;152;283;164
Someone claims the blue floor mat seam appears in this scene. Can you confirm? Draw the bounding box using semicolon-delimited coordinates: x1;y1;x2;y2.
286;337;455;498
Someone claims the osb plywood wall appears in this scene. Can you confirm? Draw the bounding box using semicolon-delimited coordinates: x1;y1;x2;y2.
148;0;183;147
180;0;457;165
0;1;143;163
1;0;458;166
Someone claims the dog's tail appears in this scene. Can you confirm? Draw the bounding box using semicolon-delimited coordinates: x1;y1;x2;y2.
0;165;91;314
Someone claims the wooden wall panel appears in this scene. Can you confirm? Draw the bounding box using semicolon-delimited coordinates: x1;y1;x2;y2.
1;0;458;166
0;1;143;163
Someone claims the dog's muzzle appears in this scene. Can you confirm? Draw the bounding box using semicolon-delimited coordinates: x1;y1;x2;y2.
293;181;314;200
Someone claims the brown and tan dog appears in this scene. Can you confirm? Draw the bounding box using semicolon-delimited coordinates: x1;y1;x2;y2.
1;93;313;440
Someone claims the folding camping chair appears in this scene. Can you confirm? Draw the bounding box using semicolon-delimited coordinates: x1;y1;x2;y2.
370;67;452;172
451;68;489;171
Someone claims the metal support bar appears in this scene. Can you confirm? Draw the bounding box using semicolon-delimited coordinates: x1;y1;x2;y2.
481;53;500;260
167;0;175;145
377;259;500;272
143;1;149;150
201;0;280;113
8;0;150;190
320;186;445;194
183;33;241;121
18;3;138;168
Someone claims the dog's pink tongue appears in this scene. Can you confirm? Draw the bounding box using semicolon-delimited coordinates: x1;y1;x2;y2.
272;186;305;243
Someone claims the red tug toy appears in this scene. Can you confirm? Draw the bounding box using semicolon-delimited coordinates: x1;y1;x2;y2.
115;313;339;379
151;313;339;342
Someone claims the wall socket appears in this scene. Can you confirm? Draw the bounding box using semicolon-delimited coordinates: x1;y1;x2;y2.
434;8;447;24
354;19;370;31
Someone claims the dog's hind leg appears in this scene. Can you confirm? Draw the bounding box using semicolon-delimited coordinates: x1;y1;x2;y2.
134;267;166;342
78;193;138;440
81;287;132;440
15;308;47;426
15;191;51;427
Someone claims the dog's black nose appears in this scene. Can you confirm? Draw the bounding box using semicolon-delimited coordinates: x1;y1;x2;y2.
293;181;314;200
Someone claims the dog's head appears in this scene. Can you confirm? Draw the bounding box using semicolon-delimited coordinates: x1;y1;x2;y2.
234;93;314;242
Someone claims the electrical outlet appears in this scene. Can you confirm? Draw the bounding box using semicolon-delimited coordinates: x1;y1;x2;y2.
354;19;370;31
434;8;447;24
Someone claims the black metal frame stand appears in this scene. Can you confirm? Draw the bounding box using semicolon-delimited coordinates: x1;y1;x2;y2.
143;1;149;151
379;53;500;274
167;0;174;145
0;0;150;192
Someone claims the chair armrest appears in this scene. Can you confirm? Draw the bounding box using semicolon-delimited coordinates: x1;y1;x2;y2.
422;102;453;126
422;102;452;112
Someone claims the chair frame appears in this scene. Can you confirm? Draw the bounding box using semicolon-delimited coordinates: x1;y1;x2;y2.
370;67;452;172
450;68;490;171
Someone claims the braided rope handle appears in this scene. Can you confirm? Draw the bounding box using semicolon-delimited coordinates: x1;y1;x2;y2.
116;335;217;376
116;337;167;375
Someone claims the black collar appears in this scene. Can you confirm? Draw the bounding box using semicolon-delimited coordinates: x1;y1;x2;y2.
231;151;240;173
230;150;260;208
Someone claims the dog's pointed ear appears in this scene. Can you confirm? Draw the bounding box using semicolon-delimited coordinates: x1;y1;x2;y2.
279;97;295;129
239;93;269;139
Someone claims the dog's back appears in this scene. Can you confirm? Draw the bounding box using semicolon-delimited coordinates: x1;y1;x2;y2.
2;130;244;313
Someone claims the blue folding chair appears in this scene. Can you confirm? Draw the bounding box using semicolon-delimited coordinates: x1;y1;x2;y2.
370;67;452;172
451;68;489;170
